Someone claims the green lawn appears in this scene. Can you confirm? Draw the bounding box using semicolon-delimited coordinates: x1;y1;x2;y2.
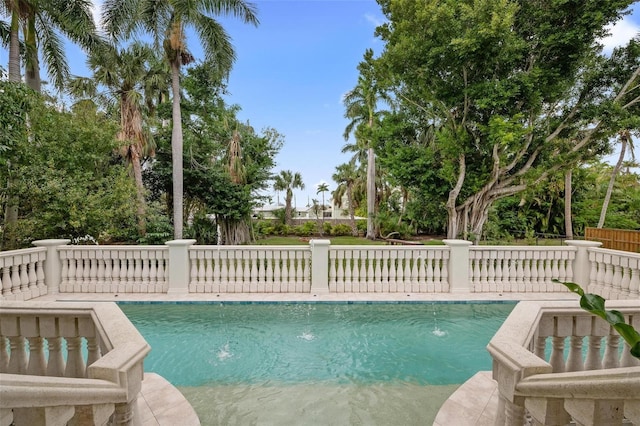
253;236;387;245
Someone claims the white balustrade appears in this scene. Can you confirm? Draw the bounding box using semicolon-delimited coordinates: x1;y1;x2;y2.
489;300;640;426
0;248;47;301
328;246;449;293
0;301;150;426
188;246;311;293
2;239;639;298
589;248;640;299
469;246;575;293
58;246;169;293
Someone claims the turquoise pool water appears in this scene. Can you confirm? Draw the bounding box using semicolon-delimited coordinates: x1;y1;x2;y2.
119;302;515;387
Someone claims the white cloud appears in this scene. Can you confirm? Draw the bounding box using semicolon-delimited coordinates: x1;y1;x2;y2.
364;13;384;28
600;16;639;54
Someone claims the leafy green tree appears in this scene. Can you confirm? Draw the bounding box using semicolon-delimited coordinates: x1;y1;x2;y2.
102;0;259;239
144;63;281;244
68;42;165;235
273;170;305;226
343;48;390;239
374;0;638;240
0;83;138;248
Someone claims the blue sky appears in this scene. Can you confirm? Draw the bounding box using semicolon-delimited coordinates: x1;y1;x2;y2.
1;1;638;208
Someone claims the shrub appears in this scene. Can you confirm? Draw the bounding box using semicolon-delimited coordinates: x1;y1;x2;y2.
331;224;353;236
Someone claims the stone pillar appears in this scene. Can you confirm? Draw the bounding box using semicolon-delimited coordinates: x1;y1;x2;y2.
310;239;330;294
32;239;70;295
165;239;196;294
565;240;602;289
443;239;473;293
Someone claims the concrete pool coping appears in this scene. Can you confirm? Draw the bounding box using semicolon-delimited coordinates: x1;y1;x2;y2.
32;292;577;425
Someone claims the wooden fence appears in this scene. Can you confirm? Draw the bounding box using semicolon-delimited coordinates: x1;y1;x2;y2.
585;227;640;253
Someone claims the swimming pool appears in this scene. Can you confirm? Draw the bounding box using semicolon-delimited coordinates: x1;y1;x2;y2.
120;302;515;424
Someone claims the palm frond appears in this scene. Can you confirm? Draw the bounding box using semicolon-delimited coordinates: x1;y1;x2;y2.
193;14;235;76
201;0;259;26
36;14;69;90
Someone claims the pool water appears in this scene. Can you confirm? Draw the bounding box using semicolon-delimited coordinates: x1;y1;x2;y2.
120;302;514;425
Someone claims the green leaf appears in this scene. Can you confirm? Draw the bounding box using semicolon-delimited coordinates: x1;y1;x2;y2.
605;309;626;326
631;342;640;359
580;293;606;317
554;279;584;296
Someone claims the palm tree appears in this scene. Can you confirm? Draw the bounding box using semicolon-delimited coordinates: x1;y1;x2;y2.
1;0;102;91
102;0;259;239
343;48;389;240
332;160;359;236
316;182;329;226
68;42;164;236
273;170;304;226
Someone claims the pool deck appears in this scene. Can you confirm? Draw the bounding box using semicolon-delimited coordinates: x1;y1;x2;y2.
33;291;576;426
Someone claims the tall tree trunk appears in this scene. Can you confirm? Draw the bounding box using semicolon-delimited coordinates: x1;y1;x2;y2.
598;131;628;228
446;154;466;239
24;16;41;92
285;192;293;225
8;11;20;82
564;169;573;239
170;59;184;239
130;146;147;235
219;219;251;245
347;186;357;236
366;147;376;239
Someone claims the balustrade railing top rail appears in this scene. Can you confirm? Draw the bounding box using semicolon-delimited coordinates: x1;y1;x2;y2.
0;301;150;425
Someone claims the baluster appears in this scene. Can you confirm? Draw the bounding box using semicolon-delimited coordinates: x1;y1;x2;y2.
595;252;606;294
234;250;243;290
36;257;46;295
68;255;78;290
220;250;229;290
46;336;65;376
126;258;135;291
584;335;603;370
140;252;150;290
602;332;620;369
388;250;398;292
96;251;105;292
395;250;405;292
119;255;128;292
191;254;200;292
80;253;89;292
64;337;86;378
469;255;482;292
328;251;337;292
134;257;143;289
18;263;28;297
26;337;47;375
205;252;214;292
249;250;258;292
505;252;515;292
104;257;114;293
296;251;305;292
537;252;547;291
523;257;532;292
2;263;12;296
425;251;434;291
343;250;352;292
487;253;496;292
28;257;38;297
365;249;374;292
558;251;567;282
603;254;614;298
211;249;220;287
86;336;101;367
89;253;97;290
410;251;420;292
272;251;281;293
8;336;28;374
620;259;631;297
566;335;584;372
433;254;441;292
11;264;21;296
534;335;547;359
256;251;265;291
381;250;390;292
374;249;383;292
351;250;361;291
495;252;504;293
530;255;539;291
516;253;525;292
550;336;565;373
0;337;8;372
